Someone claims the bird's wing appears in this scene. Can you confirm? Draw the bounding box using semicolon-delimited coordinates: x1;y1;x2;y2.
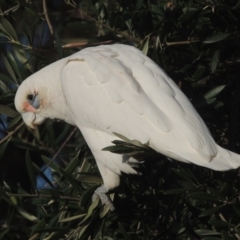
61;44;217;163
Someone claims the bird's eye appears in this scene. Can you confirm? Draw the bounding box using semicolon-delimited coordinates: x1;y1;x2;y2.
27;94;34;101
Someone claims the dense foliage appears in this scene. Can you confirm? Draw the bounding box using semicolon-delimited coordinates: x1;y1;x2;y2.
1;0;240;239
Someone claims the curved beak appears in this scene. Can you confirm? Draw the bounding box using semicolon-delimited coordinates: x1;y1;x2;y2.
22;112;46;129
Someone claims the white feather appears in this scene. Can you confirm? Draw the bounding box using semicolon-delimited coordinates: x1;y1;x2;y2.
15;44;240;191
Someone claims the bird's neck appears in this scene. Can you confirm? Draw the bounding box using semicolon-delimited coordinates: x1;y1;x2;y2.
34;59;76;125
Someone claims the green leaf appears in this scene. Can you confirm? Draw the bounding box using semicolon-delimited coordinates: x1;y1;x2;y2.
65;154;80;175
219;182;230;195
0;139;9;161
31;219;46;234
118;222;131;240
102;145;138;154
208;219;229;227
232;205;240;216
204;85;225;100
58;213;86;223
0;73;17;84
54;34;63;59
16;207;39;222
0;104;18;117
81;185;98;208
195;229;220;236
2;54;17;84
189;192;220;202
25;150;36;190
78;223;91;239
203;33;230;44
0;80;9;92
0;16;19;41
199;205;225;217
211;50;220;73
178;9;200;22
0;22;11;38
7;51;22;82
221;230;230;240
142;37;149;55
99;204;110;218
163;188;187;194
202;238;222;240
41;155;59;172
59;168;81;191
207;187;225;201
7;114;22;129
136;0;143;9
80;198;99;225
77;173;102;184
113;132;149;148
233;0;240;9
193;65;205;81
178;180;195;190
172;167;198;184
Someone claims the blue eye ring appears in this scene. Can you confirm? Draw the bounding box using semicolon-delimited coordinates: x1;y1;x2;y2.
27;94;40;109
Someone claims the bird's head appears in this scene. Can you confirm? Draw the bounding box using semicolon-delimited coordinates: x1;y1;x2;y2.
14;79;48;129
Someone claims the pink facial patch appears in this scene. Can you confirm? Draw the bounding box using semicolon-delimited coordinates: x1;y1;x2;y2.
23;102;37;113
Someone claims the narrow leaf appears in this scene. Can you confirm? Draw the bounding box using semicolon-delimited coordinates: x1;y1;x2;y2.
203;33;230;44
7;51;22;82
16;207;39;222
189;192;220;202
59;168;81;191
41;156;59;172
142;37;149;55
211;50;220;73
0;140;9;161
2;54;17;84
195;229;220;236
0;104;18;117
164;188;187;194
58;214;86;223
0;16;19;41
0;73;17;84
199;205;225;217
80;198;99;225
65;154;80;174
204;85;225;100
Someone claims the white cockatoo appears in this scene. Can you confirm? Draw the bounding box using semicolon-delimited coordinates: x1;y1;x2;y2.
15;44;240;210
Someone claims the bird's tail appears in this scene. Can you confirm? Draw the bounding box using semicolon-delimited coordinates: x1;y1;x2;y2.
201;145;240;171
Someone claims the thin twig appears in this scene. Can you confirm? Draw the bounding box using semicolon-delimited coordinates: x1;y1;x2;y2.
64;0;77;8
42;127;78;172
0;122;24;145
164;39;200;46
62;40;114;48
52;127;78;160
29;233;40;240
43;0;54;35
0;3;20;16
6;192;81;201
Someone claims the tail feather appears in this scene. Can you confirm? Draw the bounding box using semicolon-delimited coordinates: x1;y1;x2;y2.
199;146;240;171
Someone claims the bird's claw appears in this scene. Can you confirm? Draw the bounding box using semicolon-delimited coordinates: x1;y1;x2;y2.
92;185;115;211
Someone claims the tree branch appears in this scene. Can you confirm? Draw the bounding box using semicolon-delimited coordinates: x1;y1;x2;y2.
43;0;54;35
0;122;24;145
6;192;81;201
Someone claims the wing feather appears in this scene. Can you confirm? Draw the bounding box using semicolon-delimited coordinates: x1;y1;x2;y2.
62;44;217;163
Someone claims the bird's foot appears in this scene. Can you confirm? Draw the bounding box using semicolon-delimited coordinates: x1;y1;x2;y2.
92;185;115;211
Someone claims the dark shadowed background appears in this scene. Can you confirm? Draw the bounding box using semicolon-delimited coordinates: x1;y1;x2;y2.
0;0;240;239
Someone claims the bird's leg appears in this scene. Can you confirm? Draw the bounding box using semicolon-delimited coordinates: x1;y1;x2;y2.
92;185;115;211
